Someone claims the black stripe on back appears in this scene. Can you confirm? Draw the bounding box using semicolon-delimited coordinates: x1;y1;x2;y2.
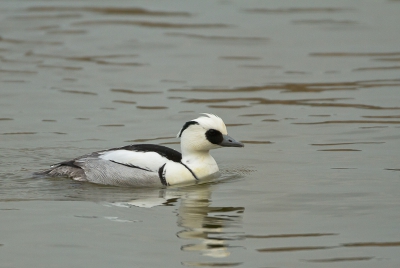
116;144;182;163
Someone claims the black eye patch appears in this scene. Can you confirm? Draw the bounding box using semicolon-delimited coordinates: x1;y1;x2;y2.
205;129;223;145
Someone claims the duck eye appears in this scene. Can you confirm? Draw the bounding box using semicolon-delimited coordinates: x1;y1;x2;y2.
205;129;223;145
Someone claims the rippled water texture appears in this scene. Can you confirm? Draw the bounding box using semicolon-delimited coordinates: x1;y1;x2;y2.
1;0;400;267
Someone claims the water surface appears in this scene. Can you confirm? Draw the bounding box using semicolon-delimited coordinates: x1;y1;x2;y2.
1;0;400;267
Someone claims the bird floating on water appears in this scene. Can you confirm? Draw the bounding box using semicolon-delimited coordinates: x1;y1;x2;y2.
36;113;244;187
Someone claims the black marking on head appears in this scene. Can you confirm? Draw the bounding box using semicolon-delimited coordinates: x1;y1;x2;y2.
109;160;152;172
180;162;199;180
205;129;223;145
178;121;199;137
158;163;168;186
117;144;182;163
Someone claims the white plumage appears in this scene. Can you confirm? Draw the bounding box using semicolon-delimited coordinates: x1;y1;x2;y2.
36;113;244;187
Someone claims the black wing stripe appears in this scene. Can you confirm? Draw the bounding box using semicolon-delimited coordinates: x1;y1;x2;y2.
180;162;199;181
110;160;152;172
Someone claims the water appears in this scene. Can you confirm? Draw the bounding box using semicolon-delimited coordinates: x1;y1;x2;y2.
1;0;400;267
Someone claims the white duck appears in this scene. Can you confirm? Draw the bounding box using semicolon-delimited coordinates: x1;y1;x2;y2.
37;113;244;187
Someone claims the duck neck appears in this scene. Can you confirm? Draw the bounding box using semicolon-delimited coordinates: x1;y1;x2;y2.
181;148;215;166
180;147;220;179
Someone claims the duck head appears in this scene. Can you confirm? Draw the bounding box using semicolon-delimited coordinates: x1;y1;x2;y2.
177;113;244;153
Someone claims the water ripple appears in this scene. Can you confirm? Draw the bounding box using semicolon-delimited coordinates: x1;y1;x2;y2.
72;20;231;29
304;256;374;263
183;97;400;110
27;6;192;17
170;79;400;93
244;7;353;14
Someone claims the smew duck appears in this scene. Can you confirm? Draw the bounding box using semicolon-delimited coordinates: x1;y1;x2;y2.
37;113;244;187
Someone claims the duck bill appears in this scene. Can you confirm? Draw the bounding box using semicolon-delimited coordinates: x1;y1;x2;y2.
219;134;244;147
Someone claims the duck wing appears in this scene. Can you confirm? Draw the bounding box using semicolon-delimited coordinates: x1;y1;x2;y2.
39;144;181;187
97;144;181;171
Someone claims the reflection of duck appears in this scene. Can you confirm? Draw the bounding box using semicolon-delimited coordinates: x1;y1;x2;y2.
36;113;243;187
175;183;245;259
105;174;244;259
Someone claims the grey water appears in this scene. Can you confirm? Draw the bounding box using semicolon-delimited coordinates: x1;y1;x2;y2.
1;0;400;267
